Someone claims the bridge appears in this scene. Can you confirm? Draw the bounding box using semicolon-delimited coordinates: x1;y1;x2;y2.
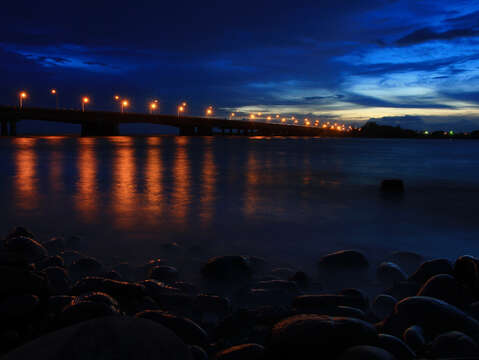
0;106;327;136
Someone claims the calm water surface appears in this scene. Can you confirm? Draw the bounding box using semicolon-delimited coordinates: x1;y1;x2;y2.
1;136;478;269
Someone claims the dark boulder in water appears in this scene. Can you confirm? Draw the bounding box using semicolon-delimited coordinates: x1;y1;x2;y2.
377;262;407;285
386;251;423;276
148;265;179;282
268;314;377;359
202;256;252;281
380;179;404;193
42;237;65;255
384;281;420;301
402;325;425;352
409;259;452;285
293;294;368;312
0;294;39;320
318;250;369;269
69;257;104;279
339;345;396;360
430;330;479;358
372;295;397;320
5;227;35;241
0;266;48;297
43;266;71;295
417;274;465;308
1;316;193;360
75;292;120;311
4;236;48;263
377;333;415;360
453;255;479;289
288;271;310;289
190;345;208;360
136;310;208;346
215;343;264;360
36;255;65;270
60;300;119;327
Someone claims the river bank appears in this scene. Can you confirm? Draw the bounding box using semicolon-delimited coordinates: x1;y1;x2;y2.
1;226;479;359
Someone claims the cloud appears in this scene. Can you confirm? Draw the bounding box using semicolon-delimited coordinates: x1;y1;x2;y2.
396;27;479;45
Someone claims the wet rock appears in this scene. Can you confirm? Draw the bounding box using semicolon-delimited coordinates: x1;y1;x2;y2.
293;294;369;312
319;250;369;269
5;226;35;241
5;236;48;263
194;294;230;316
47;295;75;316
155;294;195;317
255;280;299;292
372;295;397;320
288;271;310;289
430;330;479;358
0;251;32;269
453;255;479;289
270;268;295;279
112;262;134;281
215;343;264;360
387;251;423;276
36;255;64;270
190;345;208;360
44;266;71;295
377;262;407;285
202;256;252;282
417;274;465;307
402;325;425;352
387;296;479;341
60;300;119;327
70;257;104;279
384;281;421;301
65;235;83;250
137;310;208;346
103;270;122;281
75;292;120;311
43;237;65;254
72;277;144;299
141;279;181;299
240;288;297;307
149;265;179;282
2;316;193;360
60;250;83;267
381;179;404;193
409;259;452;285
339;345;396;360
269;315;377;359
0;294;39;320
338;289;370;309
173;282;199;295
377;334;415;360
0;266;48;297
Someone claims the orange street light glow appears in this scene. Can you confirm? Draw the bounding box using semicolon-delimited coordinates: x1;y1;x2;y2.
150;103;157;110
179;106;184;112
267;116;272;121
182;102;187;107
83;97;89;103
51;89;56;95
20;92;27;98
206;107;213;115
114;95;120;101
250;114;255;120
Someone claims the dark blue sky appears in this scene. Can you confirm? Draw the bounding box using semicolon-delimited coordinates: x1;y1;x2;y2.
2;0;479;131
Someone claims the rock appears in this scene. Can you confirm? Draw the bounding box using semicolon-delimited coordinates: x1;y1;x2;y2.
44;266;71;295
377;334;415;360
255;280;299;292
70;257;104;279
431;331;479;358
381;179;404;193
372;295;397;320
173;282;199;295
202;256;252;281
5;236;48;262
0;266;48;297
0;294;39;320
248;257;267;274
5;226;35;241
339;345;396;360
141;279;181;299
190;345;208;360
384;281;421;301
296;305;365;319
60;251;83;267
194;294;230;317
0;251;32;269
402;325;425;352
47;295;75;315
112;263;134;281
269;315;377;359
149;265;179;282
136;310;208;346
386;251;423;275
43;237;65;254
293;294;369;312
60;301;119;327
1;316;193;360
240;288;297;307
409;259;452;285
215;343;264;360
103;270;122;281
289;271;310;289
417;274;465;307
387;296;479;341
36;255;65;270
377;262;407;285
338;289;370;309
271;268;295;279
318;250;369;269
453;255;479;289
75;292;120;311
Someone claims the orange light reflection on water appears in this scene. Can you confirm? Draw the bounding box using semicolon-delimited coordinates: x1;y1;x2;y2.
200;138;217;225
171;137;191;225
13;138;38;211
75;137;98;222
144;137;164;224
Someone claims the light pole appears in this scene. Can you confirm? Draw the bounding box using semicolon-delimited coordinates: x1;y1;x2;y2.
82;97;90;112
177;105;184;120
19;92;27;109
51;89;59;109
121;100;129;113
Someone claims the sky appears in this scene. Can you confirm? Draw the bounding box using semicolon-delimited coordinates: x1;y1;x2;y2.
1;0;479;131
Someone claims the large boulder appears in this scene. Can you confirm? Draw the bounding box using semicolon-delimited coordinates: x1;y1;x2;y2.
402;325;425;352
377;262;407;285
4;236;48;263
409;259;452;285
60;301;120;327
430;330;479;358
1;316;192;360
372;295;397;320
136;310;208;346
70;257;104;279
215;343;264;360
417;274;466;308
148;265;179;283
377;334;415;360
0;266;48;297
202;256;252;281
268;315;377;359
293;294;368;312
386;251;423;276
318;250;369;269
453;255;479;289
44;266;71;295
339;345;396;360
0;294;39;320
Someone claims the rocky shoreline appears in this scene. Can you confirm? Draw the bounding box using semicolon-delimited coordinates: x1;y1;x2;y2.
1;227;479;359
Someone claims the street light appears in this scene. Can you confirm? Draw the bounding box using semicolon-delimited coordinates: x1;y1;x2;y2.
82;97;90;112
230;112;235;120
149;102;158;114
121;100;129;113
19;91;27;109
250;114;255;120
206;106;213;116
178;105;185;120
50;89;59;109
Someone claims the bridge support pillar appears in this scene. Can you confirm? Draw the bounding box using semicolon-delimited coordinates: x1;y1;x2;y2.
9;120;16;136
197;126;213;136
81;120;119;136
1;119;8;136
179;126;196;136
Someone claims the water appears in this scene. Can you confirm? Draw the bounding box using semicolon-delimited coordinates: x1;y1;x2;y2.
0;136;478;271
